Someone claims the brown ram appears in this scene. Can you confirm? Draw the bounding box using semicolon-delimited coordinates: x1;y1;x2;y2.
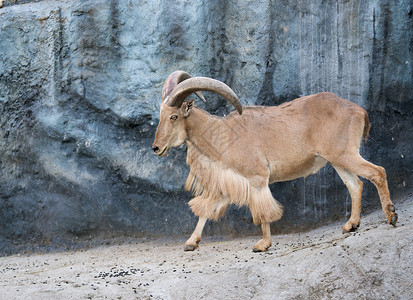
152;70;397;252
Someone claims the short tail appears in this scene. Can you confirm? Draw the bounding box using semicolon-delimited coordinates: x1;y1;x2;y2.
363;110;370;142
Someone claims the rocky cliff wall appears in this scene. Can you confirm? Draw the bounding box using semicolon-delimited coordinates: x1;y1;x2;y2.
0;0;412;255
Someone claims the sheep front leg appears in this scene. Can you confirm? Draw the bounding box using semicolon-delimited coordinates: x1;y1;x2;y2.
184;217;207;251
253;222;272;252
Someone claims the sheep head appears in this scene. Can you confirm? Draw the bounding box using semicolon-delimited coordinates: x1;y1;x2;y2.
152;71;242;157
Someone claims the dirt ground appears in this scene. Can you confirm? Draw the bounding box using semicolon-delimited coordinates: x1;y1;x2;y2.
1;196;412;300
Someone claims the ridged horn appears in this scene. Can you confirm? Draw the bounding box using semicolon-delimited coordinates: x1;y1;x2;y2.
162;71;205;104
166;77;243;115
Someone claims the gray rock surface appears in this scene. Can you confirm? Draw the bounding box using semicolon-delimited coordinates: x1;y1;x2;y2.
0;0;412;255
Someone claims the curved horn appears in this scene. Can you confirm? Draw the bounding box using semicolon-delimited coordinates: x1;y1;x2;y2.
162;71;205;104
166;77;243;115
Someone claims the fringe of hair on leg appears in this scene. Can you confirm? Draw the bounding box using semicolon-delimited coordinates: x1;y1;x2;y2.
188;195;230;221
249;187;283;225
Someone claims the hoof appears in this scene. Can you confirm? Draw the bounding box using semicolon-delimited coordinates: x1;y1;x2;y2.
342;222;360;234
184;244;197;251
389;205;396;212
252;247;267;253
252;239;271;253
390;213;398;227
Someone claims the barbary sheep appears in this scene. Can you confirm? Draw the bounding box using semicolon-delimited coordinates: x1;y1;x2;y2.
152;70;397;252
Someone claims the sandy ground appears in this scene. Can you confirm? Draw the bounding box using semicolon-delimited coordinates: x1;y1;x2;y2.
1;197;412;300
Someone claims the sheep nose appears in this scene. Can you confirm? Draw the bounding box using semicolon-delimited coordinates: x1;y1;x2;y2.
152;146;159;153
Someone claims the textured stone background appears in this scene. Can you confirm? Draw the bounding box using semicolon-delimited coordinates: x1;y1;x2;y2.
0;0;412;255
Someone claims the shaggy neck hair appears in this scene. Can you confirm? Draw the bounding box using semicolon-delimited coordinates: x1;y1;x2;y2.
183;107;283;224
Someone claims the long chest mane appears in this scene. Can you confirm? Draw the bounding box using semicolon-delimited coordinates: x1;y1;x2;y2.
184;144;250;207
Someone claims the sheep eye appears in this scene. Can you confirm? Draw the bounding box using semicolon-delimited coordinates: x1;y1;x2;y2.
170;115;178;121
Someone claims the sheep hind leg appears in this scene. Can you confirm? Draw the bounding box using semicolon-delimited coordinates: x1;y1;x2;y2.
334;154;398;227
253;223;272;252
184;217;207;251
333;166;363;233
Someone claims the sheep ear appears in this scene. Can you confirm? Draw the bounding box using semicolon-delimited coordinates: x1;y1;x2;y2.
180;99;194;117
